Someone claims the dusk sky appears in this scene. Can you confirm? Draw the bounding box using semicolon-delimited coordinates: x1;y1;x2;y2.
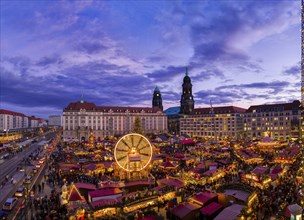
0;0;301;119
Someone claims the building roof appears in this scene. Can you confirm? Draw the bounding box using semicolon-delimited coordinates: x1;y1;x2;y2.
90;199;117;208
193;106;247;115
88;188;122;198
200;202;223;216
0;109;27;117
160;161;176;168
164;106;181;115
172;203;201;219
191;192;218;205
74;183;96;191
214;204;245;220
246;100;301;112
223;189;250;202
68;185;83;201
157;178;184;189
251;166;269;175
180;139;195;145
64;101;163;113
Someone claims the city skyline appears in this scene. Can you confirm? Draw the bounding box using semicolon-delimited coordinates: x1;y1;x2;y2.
0;0;301;119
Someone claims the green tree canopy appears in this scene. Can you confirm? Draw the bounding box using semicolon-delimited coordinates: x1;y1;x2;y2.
132;117;143;134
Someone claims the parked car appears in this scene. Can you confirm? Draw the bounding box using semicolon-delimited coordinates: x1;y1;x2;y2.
15;186;25;197
0;210;8;219
24;175;32;184
2;198;17;211
32;168;38;174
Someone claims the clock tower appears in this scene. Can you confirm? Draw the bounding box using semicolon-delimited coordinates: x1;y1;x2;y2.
152;86;163;110
180;67;194;114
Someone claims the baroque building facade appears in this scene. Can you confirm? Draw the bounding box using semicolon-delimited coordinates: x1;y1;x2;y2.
62;90;167;141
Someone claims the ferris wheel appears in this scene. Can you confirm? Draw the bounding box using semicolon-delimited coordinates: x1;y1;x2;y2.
114;133;153;172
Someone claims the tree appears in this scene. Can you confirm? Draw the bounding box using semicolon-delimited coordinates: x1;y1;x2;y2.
132;117;143;134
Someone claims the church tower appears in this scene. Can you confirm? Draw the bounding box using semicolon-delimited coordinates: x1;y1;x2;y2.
180;67;194;114
152;86;163;110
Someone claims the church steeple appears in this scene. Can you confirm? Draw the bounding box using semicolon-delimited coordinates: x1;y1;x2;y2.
180;68;194;114
152;86;163;110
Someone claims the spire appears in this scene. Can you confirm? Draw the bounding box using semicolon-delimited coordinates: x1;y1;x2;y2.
210;100;214;115
154;86;160;92
80;94;84;103
185;67;188;76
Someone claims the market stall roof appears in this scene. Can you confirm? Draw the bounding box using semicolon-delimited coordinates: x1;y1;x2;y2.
200;202;223;216
202;169;217;177
172;203;201;219
152;185;167;192
261;136;274;142
157;178;184;189
159;134;169;141
214;204;246;220
99;180;151;189
223;189;250;202
285;204;303;217
189;168;205;174
88;188;122;198
83;163;96;171
191;192;218;206
174;153;185;159
68;184;83;201
99;161;114;168
180;139;195;145
90;199;117;208
75;183;96;191
251;166;269;175
270;166;282;174
196;163;206;169
154;137;162;142
160;161;176;168
58;163;80;171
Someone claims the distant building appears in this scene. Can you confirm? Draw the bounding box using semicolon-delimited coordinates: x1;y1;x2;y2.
180;106;246;139
0;109;29;131
62;91;167;141
28;116;40;128
48;115;62;126
245;100;302;140
165;107;181;135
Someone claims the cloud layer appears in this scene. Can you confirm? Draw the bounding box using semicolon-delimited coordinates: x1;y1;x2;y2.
0;0;301;118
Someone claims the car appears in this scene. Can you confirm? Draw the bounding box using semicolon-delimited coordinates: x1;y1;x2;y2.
35;163;41;169
24;176;32;184
14;187;25;197
2;198;17;211
32;168;38;174
0;210;8;219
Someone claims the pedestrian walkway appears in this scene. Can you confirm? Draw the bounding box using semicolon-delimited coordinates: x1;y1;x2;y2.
26;177;61;220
